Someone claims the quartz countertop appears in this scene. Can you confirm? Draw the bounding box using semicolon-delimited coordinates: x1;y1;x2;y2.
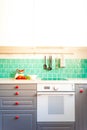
0;78;87;84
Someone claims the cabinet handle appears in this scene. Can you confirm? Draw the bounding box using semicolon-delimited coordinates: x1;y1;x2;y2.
15;92;19;95
15;116;19;119
79;88;84;93
15;86;19;89
15;102;19;105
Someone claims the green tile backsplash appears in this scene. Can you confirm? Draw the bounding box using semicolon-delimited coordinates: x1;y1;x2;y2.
0;58;87;79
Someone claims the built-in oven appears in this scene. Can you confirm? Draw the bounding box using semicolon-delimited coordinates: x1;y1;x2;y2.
37;83;75;122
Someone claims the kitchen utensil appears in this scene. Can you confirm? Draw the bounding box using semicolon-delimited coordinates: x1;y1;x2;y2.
55;57;58;69
43;56;47;70
49;56;52;70
55;57;60;69
47;56;52;70
60;54;65;68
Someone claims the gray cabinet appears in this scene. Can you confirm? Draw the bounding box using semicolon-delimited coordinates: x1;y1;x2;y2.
37;122;75;130
75;84;87;130
2;111;36;130
0;83;37;130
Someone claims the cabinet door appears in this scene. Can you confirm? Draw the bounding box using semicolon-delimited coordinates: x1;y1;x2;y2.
2;111;36;130
0;113;2;130
75;84;87;130
37;122;75;130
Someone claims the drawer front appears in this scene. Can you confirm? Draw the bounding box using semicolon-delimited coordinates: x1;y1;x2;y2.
37;122;75;130
0;97;36;110
0;90;36;97
2;111;36;130
0;84;36;90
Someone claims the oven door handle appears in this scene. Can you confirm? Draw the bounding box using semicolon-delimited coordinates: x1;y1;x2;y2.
37;92;75;96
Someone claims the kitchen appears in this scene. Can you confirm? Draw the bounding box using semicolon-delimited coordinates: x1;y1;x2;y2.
0;46;86;130
0;0;87;130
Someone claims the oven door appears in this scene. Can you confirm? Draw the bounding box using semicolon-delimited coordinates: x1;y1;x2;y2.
37;92;75;122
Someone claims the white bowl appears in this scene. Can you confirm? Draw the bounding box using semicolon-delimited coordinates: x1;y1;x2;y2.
30;75;37;80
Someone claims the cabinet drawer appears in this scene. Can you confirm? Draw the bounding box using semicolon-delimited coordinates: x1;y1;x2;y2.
2;111;36;130
0;97;36;110
37;122;75;130
0;84;36;90
0;90;36;97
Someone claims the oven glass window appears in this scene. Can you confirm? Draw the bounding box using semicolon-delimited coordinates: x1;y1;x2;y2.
48;96;64;114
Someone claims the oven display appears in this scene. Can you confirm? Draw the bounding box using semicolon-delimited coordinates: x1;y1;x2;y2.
44;86;50;90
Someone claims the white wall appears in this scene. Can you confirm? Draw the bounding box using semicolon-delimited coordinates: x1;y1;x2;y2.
0;0;87;46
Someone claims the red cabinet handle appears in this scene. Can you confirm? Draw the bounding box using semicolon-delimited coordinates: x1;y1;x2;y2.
15;116;19;119
15;92;19;95
15;86;19;89
15;102;19;105
79;89;84;93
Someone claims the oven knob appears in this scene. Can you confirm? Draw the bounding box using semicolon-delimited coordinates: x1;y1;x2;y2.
79;88;84;93
53;86;58;91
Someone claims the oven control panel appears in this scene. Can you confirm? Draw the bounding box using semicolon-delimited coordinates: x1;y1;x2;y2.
37;83;75;92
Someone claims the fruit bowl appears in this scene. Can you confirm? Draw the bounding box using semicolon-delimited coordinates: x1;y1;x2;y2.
15;75;31;80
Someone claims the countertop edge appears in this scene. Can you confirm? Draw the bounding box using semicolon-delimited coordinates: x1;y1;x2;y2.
0;78;87;84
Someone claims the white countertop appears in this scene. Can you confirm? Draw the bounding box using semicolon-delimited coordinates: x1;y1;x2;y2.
0;78;87;84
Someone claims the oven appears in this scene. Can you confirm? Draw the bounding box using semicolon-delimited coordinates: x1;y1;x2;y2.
37;83;75;122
